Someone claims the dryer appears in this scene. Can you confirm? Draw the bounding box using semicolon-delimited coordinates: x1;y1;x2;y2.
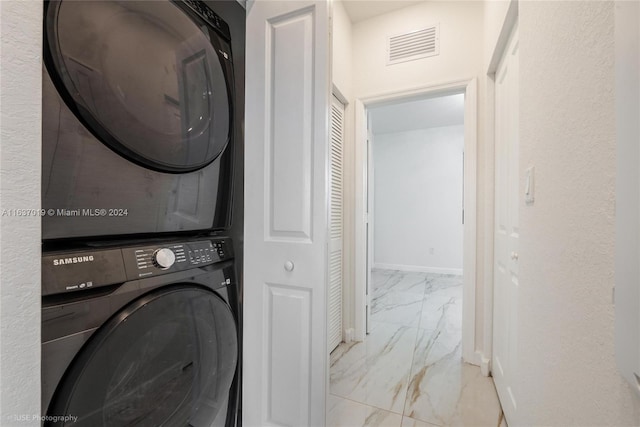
41;237;239;426
42;0;237;241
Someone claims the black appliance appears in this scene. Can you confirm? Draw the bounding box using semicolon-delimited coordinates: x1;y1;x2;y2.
41;237;239;426
42;0;236;241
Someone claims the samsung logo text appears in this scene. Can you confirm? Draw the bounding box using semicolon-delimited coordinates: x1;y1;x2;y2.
53;255;95;266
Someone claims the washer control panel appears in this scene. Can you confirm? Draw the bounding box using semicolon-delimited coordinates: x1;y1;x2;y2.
42;238;233;296
122;238;232;280
153;248;176;269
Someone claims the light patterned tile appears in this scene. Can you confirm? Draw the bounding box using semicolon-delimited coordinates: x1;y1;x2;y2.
403;329;501;427
327;394;403;427
420;274;463;332
400;416;439;427
390;272;429;295
330;322;418;414
331;270;503;427
372;269;400;290
372;270;428;297
420;293;463;332
424;274;463;296
371;290;424;327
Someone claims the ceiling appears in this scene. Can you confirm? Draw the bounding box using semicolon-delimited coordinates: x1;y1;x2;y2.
341;0;425;23
369;93;465;135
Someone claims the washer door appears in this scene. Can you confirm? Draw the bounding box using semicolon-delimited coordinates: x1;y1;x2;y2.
44;0;232;173
47;286;238;427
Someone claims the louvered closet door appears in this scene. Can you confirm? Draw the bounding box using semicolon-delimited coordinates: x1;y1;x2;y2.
328;95;345;352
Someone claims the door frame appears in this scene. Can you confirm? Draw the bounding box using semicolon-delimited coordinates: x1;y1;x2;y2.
353;78;479;365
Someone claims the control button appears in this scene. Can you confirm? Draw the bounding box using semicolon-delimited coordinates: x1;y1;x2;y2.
153;248;176;269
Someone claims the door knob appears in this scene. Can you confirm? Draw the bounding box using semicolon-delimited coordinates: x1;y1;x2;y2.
510;251;519;260
284;261;295;272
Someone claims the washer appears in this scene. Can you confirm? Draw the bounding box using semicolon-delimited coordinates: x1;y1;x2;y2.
42;0;237;241
41;237;239;426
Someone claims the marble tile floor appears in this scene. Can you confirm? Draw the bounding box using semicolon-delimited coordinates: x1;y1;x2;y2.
328;269;504;427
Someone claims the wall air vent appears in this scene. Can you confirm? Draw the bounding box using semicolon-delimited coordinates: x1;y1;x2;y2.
387;24;439;65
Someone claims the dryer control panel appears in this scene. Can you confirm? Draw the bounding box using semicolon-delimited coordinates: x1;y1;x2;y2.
42;238;233;296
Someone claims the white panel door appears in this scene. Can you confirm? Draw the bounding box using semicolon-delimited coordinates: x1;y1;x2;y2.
329;95;344;352
244;0;331;426
492;23;519;423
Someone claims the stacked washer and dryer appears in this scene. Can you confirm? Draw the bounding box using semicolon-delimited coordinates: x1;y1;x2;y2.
40;1;244;426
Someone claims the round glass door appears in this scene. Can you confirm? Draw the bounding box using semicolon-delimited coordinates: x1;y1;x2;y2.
48;286;238;426
44;0;232;172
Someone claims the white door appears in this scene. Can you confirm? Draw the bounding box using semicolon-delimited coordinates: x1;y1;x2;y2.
492;23;519;423
328;95;345;352
244;0;331;425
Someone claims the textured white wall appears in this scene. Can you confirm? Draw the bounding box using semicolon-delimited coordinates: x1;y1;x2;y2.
373;126;463;273
0;1;43;424
615;0;640;399
515;1;640;424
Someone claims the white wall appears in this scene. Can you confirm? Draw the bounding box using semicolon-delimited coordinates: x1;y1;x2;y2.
615;0;640;400
352;1;484;97
508;1;640;424
332;0;353;101
0;1;43;424
373;126;463;274
483;0;513;68
352;0;490;353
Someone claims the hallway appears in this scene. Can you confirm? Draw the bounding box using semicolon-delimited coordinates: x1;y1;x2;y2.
329;270;503;426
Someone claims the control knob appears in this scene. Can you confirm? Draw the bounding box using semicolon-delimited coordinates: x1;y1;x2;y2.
153;248;176;269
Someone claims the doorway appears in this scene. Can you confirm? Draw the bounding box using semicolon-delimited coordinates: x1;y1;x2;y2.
352;80;479;365
328;85;503;425
365;92;465;341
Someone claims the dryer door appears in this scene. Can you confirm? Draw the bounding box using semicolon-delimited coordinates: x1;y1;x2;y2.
47;286;238;427
44;0;233;173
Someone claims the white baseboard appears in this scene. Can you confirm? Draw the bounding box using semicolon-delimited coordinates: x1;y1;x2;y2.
373;263;462;276
461;349;484;368
344;328;354;343
480;355;491;377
